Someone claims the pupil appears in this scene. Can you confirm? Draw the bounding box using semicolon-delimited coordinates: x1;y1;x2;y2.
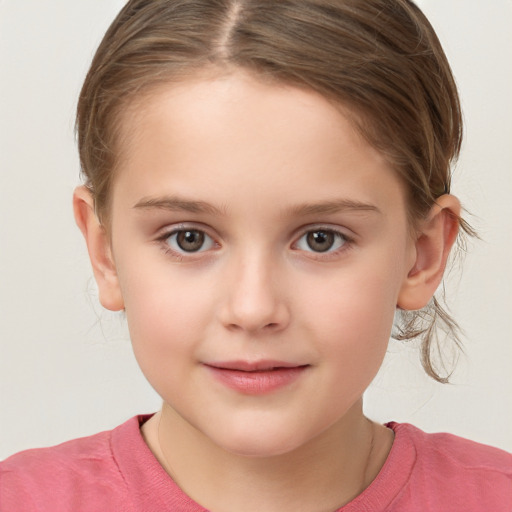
307;231;334;252
177;230;204;252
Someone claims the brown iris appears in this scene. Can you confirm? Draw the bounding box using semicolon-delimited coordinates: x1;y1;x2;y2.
176;230;205;252
306;231;335;252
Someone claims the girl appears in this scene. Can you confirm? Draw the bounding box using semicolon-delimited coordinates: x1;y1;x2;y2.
1;1;511;510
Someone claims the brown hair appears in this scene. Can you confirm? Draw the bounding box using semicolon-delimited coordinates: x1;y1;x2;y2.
76;0;474;382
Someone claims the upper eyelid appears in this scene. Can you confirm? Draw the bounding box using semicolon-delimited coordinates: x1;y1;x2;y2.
156;222;215;239
293;224;354;241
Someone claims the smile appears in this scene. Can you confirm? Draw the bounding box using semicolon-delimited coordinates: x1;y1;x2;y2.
204;361;310;395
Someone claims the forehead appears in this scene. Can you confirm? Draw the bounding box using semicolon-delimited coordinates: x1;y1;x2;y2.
112;70;407;217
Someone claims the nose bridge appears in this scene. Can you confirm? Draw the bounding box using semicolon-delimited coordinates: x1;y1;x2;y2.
219;244;289;333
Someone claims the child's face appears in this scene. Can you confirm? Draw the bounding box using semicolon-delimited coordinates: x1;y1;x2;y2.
107;71;416;456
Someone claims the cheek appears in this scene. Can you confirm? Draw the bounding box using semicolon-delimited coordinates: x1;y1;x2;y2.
306;264;399;335
302;260;402;372
117;261;214;371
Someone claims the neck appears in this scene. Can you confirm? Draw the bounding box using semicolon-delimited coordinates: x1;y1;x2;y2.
142;402;393;512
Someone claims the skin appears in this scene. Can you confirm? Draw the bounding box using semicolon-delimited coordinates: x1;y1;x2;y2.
74;70;460;512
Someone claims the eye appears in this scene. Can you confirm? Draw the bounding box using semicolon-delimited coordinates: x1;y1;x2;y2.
166;229;215;253
295;229;347;253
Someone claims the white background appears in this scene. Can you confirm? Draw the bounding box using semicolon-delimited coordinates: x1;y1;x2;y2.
1;0;511;460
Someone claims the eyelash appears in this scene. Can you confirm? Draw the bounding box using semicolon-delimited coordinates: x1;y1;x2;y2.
293;228;352;260
156;225;354;261
156;225;217;262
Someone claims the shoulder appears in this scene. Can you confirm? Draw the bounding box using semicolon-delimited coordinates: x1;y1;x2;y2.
391;422;512;472
388;422;512;511
0;417;143;512
2;426;113;474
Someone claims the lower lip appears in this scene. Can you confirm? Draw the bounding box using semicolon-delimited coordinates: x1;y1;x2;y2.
205;365;308;395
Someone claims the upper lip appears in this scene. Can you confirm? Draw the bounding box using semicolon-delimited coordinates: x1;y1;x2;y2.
205;360;308;372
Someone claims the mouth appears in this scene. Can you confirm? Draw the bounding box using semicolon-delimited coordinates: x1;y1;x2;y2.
207;360;307;371
204;360;310;394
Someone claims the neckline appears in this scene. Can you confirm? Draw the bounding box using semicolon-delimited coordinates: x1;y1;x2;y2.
336;422;416;511
112;416;416;512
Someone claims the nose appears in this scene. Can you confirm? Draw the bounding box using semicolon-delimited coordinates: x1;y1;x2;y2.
217;251;291;334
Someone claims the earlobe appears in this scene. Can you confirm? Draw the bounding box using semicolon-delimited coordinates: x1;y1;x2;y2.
73;186;125;311
397;195;461;311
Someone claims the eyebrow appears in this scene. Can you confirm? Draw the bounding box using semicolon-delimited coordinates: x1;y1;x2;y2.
285;199;381;217
132;195;381;217
133;196;226;216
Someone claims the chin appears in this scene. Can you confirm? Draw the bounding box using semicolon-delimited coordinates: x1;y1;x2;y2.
209;423;312;459
222;438;300;459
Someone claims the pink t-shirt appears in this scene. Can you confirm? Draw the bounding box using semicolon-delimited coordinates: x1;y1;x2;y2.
1;415;511;511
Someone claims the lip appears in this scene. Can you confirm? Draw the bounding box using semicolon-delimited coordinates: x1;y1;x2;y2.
204;360;310;395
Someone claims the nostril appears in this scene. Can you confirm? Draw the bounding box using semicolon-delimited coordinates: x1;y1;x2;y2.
217;290;291;333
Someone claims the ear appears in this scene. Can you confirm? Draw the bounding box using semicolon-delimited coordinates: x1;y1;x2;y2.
73;186;124;311
397;195;461;311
